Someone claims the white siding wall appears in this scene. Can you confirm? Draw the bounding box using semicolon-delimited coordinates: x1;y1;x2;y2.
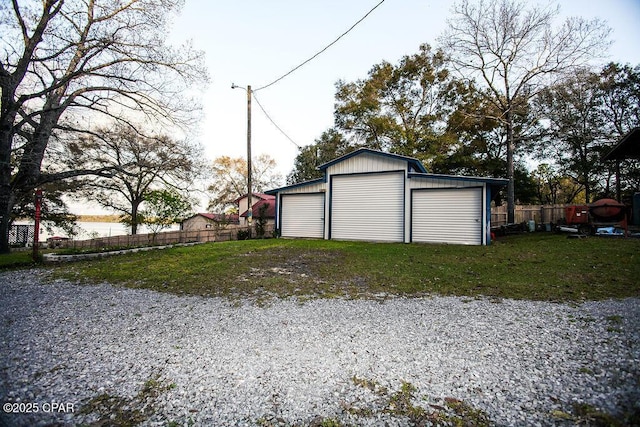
182;216;213;231
405;176;483;242
409;176;480;189
272;153;495;245
276;182;326;238
325;154;407;238
325;152;408;176
279;182;326;194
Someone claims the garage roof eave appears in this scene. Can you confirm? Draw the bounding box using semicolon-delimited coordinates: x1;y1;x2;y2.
408;172;509;186
265;177;325;195
602;127;640;161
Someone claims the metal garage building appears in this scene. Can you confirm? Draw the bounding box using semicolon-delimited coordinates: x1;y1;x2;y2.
266;149;507;245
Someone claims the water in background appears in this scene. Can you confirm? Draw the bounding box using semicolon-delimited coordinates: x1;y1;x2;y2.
14;221;180;241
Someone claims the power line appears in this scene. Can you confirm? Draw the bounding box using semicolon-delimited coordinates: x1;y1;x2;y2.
254;0;386;92
252;92;301;149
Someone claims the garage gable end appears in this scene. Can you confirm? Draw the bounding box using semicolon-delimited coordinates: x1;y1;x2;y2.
319;148;427;175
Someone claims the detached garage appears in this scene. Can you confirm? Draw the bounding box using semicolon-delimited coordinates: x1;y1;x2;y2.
266;149;507;245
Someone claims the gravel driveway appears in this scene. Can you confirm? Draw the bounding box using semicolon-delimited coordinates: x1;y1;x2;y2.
1;269;639;426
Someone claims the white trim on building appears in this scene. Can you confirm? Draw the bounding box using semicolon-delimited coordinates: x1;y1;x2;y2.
267;149;507;245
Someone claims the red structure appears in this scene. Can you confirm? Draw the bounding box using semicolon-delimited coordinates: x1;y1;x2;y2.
32;189;43;260
565;198;628;235
565;205;589;225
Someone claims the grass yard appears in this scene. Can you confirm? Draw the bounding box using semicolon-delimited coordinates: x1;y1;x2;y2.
0;250;38;270
46;233;640;302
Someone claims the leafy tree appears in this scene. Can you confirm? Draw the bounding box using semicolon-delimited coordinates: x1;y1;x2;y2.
514;166;539;204
333;44;462;169
598;63;640;200
11;180;79;238
72;123;203;234
444;85;534;177
535;68;606;203
0;0;207;253
139;189;192;235
442;82;544;207
535;63;640;202
208;154;283;212
439;0;611;222
532;164;560;205
531;164;584;205
599;63;640;136
287;129;352;184
254;203;270;238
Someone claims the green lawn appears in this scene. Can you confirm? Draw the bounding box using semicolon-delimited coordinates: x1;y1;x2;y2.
44;233;640;301
0;250;38;270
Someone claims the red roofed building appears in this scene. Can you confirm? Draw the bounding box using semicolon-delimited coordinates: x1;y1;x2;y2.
180;193;275;231
239;197;276;221
234;193;275;227
180;213;239;231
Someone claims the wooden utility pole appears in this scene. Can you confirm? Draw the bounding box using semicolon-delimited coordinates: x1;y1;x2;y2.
232;83;253;236
246;85;252;230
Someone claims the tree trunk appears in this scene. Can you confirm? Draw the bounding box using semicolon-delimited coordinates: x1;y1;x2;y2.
0;187;14;254
506;111;516;224
131;201;140;235
0;97;17;253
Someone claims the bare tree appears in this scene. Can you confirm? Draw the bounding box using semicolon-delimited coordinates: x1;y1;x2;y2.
439;0;610;222
0;0;208;252
208;155;284;212
72;123;203;235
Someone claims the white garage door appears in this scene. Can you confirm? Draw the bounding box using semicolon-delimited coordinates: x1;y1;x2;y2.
412;188;483;245
281;193;325;238
331;172;404;242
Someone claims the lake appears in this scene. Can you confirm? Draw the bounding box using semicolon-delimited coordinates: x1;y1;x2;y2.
14;221;180;241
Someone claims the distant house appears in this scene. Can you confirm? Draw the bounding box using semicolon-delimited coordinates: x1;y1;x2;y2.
46;236;70;248
235;193;275;226
239;196;276;227
180;193;276;231
180;213;239;231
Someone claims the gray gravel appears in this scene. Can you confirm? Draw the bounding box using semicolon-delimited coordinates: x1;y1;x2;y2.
1;269;639;426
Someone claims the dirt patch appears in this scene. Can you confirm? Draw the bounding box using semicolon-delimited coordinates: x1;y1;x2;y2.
239;249;342;283
232;248;378;300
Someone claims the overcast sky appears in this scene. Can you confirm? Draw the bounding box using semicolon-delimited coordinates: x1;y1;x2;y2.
72;0;640;214
166;0;640;180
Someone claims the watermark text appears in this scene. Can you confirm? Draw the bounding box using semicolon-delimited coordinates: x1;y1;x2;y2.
3;401;75;414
